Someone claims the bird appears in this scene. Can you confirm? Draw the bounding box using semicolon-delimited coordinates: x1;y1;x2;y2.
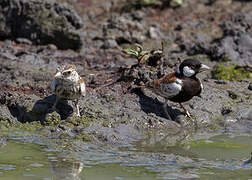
143;58;210;120
50;64;86;117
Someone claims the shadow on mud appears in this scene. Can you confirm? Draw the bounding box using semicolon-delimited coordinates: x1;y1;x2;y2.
8;95;73;124
133;88;183;121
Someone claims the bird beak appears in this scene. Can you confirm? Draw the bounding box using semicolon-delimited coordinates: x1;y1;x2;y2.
200;64;210;71
54;71;62;78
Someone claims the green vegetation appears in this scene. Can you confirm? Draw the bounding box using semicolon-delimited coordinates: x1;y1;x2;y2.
64;115;97;129
212;63;252;81
123;43;163;67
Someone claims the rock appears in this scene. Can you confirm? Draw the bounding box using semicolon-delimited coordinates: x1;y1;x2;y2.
0;0;83;50
148;26;162;40
248;83;252;91
101;14;147;45
16;38;33;45
44;111;61;126
245;109;252;121
131;11;145;21
0;105;14;122
188;13;252;66
227;90;238;99
221;106;232;115
101;39;118;49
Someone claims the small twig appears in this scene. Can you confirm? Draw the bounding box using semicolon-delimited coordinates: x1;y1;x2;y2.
161;41;164;53
93;77;122;91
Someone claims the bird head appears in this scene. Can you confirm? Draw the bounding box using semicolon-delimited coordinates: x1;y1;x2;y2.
54;65;79;83
177;59;210;77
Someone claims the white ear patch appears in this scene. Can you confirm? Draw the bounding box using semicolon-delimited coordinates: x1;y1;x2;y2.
183;66;195;77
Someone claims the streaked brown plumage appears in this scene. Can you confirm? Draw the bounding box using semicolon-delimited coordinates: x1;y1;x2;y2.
51;64;86;117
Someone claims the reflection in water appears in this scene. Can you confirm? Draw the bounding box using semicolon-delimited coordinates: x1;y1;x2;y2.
0;136;252;179
50;158;84;180
0;138;6;149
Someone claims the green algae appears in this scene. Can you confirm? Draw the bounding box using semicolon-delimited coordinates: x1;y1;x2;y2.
75;132;93;142
0;120;43;132
212;63;252;81
189;139;248;149
65;116;96;128
43;112;61;126
186;135;252;161
199;167;252;180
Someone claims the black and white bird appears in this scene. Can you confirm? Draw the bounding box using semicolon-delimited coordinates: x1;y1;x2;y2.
144;58;210;119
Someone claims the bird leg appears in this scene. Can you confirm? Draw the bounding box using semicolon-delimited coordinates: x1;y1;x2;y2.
73;99;80;117
52;96;59;110
179;103;192;118
163;99;172;120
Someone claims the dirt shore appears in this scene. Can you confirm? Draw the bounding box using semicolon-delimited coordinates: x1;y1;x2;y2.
0;0;251;145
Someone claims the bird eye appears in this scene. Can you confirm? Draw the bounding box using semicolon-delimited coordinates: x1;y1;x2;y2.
63;71;71;76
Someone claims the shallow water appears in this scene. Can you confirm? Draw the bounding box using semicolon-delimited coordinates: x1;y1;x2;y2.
0;134;251;180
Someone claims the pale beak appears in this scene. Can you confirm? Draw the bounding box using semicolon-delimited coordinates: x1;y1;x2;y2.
54;72;62;78
200;64;210;71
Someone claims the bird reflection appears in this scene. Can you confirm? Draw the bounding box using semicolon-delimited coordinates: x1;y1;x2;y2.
50;158;84;180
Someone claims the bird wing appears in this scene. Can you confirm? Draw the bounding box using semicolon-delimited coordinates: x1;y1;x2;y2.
79;78;86;96
157;72;183;98
158;72;177;84
50;79;58;92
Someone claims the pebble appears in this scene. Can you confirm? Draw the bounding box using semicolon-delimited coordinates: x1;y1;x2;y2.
248;83;252;91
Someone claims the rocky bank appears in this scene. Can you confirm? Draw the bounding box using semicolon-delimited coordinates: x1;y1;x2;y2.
0;0;251;146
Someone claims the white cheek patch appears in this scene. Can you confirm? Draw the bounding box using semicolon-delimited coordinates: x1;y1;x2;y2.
160;79;182;98
54;72;62;78
183;66;195;77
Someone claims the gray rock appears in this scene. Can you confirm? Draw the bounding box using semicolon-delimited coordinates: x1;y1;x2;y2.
101;14;147;46
148;26;162;40
0;0;83;50
0;105;14;122
248;83;252;91
246;110;252;121
188;13;252;66
102;39;118;49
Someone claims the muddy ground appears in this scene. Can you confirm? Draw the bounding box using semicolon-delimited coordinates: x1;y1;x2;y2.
0;0;251;146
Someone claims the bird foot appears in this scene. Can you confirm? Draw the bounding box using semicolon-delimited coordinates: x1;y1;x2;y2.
184;110;192;118
73;110;81;117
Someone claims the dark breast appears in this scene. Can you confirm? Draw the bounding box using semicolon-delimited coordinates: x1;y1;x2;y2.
169;77;201;103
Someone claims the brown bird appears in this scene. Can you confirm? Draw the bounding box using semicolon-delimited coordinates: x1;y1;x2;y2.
50;65;86;117
144;58;210;119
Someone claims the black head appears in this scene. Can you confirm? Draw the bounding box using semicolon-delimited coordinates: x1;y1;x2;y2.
178;59;210;77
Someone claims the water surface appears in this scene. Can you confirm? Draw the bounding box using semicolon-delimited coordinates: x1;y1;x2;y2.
0;134;251;179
